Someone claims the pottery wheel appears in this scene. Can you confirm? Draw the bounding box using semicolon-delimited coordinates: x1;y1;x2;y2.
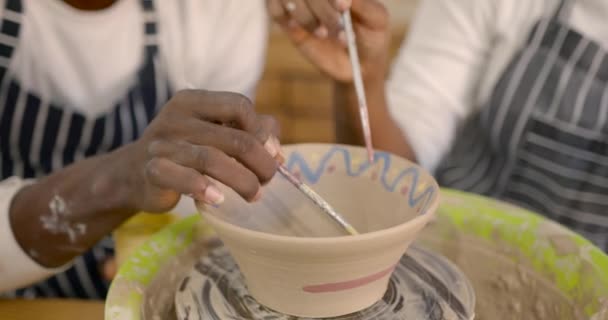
174;244;475;320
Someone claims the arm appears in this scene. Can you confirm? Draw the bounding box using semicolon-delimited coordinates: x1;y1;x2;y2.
2;90;282;291
9;148;137;269
0;152;138;292
334;77;416;161
270;0;495;171
377;0;495;171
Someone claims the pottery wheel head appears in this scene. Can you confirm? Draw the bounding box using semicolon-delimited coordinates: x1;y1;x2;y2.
174;245;475;320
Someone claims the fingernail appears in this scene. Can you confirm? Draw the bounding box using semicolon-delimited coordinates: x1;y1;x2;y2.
276;152;286;164
203;185;224;205
264;138;279;158
336;0;351;11
271;136;286;163
285;1;297;12
314;26;328;38
252;189;262;202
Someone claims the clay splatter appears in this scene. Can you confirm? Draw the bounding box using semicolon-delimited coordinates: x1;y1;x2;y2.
40;194;87;243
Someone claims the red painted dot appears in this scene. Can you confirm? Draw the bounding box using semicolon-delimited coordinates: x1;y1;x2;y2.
401;186;409;195
327;165;336;173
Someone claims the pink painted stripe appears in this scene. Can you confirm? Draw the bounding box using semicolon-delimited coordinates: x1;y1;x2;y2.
302;265;396;293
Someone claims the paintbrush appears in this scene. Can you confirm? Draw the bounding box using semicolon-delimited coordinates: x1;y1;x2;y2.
277;165;359;236
342;10;374;164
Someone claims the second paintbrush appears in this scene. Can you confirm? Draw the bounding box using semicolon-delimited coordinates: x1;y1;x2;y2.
342;10;374;164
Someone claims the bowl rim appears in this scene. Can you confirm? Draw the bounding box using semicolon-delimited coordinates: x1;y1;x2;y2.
197;143;440;246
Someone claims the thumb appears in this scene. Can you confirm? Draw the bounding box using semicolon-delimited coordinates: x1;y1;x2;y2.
279;19;313;46
350;0;389;30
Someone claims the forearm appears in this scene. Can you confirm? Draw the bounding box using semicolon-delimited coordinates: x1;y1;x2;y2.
9;146;138;268
333;78;417;162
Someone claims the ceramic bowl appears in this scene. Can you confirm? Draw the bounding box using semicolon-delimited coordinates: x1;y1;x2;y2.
196;144;439;317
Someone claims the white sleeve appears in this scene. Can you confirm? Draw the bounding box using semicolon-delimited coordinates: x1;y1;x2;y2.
0;177;69;293
386;0;496;172
188;0;268;101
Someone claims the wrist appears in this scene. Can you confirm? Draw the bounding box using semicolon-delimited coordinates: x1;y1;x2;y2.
339;73;388;114
95;144;143;212
363;62;388;86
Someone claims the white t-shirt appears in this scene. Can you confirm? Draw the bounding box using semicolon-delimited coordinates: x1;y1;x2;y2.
387;0;608;172
0;0;267;292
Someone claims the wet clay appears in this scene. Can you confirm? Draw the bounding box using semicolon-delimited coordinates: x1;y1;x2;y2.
420;233;584;320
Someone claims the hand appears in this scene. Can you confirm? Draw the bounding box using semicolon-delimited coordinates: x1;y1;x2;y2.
267;0;390;82
118;90;282;213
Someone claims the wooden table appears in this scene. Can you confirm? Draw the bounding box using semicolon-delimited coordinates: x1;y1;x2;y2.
0;299;104;320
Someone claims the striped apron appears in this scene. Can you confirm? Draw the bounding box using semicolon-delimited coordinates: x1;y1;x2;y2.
435;0;608;250
0;0;171;298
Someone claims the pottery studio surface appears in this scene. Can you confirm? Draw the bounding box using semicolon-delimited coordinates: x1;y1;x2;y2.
106;144;608;320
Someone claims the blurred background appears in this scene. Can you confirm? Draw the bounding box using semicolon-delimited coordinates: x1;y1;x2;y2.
256;0;418;144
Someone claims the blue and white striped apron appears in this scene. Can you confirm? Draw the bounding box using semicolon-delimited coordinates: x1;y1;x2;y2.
0;0;171;298
436;0;608;250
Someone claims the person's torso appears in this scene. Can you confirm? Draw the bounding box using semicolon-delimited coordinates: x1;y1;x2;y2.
437;0;608;250
0;0;266;299
474;0;608;110
4;0;262;117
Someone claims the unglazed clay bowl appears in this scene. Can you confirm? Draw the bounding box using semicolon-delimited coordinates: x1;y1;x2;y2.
196;144;439;318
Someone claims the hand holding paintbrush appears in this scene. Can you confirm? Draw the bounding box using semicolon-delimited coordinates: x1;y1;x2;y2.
190;1;389;235
274;10;373;235
266;0;392;234
269;0;390;160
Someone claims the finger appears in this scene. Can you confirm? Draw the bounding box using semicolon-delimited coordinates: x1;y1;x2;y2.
350;0;388;30
145;157;225;205
149;109;280;155
266;135;286;164
307;0;343;36
173;90;259;134
279;15;313;45
148;141;263;201
330;0;352;11
166;120;278;183
281;0;319;33
205;126;278;183
267;0;289;23
275;11;352;81
254;115;280;143
255;115;285;163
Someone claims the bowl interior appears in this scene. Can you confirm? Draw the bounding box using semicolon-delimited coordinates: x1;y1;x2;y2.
204;144;438;238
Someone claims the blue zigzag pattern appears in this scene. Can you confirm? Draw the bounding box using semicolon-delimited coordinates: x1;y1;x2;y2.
286;146;436;213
